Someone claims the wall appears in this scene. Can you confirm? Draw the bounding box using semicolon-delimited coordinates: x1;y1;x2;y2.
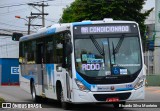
0;58;19;85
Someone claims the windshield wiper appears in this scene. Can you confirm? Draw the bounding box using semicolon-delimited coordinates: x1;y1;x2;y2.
112;42;116;63
90;35;104;56
112;34;125;64
113;34;124;54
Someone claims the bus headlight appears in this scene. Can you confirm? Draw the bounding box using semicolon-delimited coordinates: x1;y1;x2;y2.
134;79;145;90
75;79;89;91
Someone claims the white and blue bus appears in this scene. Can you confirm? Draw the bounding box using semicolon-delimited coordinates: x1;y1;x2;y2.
19;18;146;109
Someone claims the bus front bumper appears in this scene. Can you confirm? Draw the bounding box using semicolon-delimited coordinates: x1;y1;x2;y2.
72;87;145;103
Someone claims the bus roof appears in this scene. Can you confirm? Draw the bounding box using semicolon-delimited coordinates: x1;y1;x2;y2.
19;18;137;42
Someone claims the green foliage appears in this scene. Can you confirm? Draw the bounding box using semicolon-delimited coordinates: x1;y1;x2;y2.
60;0;154;43
0;97;5;107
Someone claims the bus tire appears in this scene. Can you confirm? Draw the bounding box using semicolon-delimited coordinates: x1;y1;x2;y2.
62;102;70;110
31;82;41;103
113;101;126;109
60;86;70;110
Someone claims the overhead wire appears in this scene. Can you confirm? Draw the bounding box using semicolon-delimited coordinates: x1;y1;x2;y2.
0;8;29;15
0;0;71;32
0;29;28;33
0;0;55;9
0;21;27;29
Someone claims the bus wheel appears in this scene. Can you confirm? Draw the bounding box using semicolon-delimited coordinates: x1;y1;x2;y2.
31;82;41;103
113;102;126;109
60;87;70;110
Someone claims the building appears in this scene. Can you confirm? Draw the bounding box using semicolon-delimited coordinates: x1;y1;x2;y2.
143;8;160;86
143;10;155;75
0;36;19;85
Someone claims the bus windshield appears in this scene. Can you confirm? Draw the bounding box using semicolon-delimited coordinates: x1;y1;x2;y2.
74;35;142;77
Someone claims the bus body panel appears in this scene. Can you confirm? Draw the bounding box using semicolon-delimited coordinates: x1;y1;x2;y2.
72;87;145;103
20;76;31;93
20;63;70;100
71;66;145;103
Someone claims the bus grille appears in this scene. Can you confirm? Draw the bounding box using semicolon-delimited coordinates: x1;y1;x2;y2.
93;92;131;101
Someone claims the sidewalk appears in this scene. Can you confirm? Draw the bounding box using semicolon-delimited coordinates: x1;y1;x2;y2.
145;86;160;89
145;86;160;93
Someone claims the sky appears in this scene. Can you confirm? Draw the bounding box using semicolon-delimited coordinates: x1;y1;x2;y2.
0;0;74;33
143;0;155;10
0;0;155;34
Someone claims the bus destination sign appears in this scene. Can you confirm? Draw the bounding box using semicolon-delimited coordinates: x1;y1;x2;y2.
73;24;137;35
81;25;130;34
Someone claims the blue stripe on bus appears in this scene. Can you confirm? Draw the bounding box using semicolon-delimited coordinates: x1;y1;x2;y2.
46;27;56;35
115;88;133;91
76;72;92;90
22;75;35;81
76;72;134;92
46;64;54;85
72;21;92;26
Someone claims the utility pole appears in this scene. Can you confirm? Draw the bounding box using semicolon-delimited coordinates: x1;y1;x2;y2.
26;16;42;34
42;2;46;27
15;15;42;35
28;2;49;27
28;17;31;35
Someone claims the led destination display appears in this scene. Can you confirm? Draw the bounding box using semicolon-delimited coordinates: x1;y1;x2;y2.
73;23;138;35
81;26;130;34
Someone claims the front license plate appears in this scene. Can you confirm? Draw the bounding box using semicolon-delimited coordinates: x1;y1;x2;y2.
106;97;119;102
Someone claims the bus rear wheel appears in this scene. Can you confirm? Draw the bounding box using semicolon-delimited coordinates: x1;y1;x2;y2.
31;82;41;103
60;86;70;110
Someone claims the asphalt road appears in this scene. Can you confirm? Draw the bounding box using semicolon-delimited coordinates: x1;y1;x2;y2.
0;86;160;111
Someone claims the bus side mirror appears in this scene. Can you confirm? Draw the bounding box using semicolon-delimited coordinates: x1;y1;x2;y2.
65;41;72;56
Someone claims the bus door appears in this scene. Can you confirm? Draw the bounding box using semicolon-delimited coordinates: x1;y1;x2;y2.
64;37;72;101
36;42;45;95
66;58;72;100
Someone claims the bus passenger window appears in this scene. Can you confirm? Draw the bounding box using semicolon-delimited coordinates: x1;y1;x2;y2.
54;34;63;64
45;37;54;63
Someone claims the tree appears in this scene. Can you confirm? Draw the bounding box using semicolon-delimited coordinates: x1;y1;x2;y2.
60;0;153;49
